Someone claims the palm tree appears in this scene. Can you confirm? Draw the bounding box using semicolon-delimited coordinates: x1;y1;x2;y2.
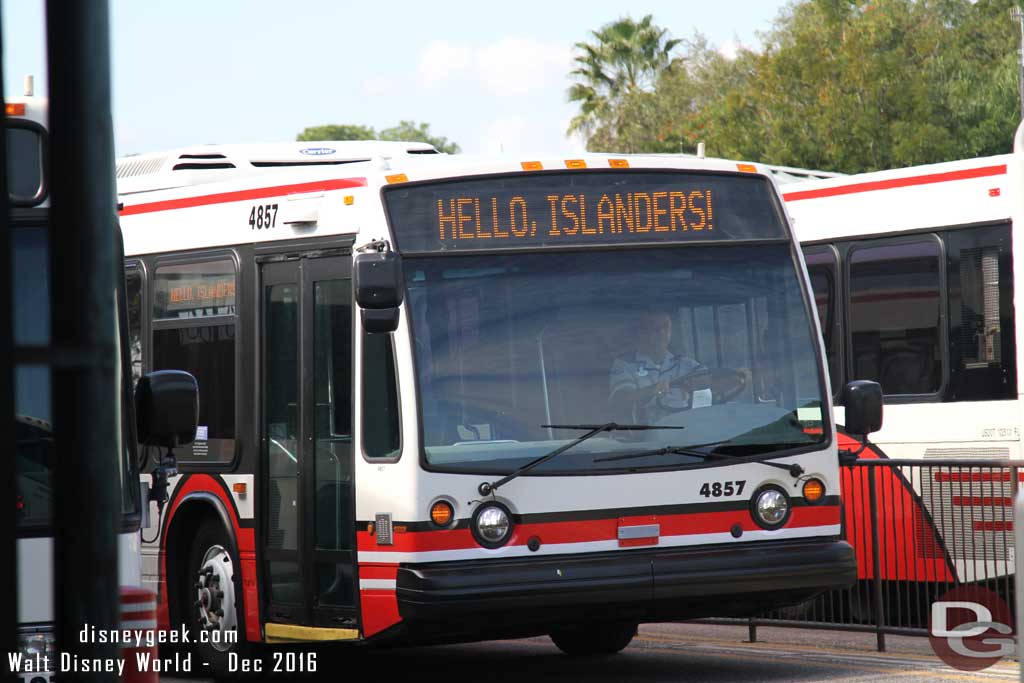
567;15;681;148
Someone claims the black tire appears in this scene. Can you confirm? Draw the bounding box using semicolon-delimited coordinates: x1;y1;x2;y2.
549;622;637;656
186;518;248;676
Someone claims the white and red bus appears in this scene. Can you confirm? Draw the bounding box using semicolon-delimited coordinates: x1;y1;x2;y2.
783;124;1024;588
9;92;195;682
116;142;865;666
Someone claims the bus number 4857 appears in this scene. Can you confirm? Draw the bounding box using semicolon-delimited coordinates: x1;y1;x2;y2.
700;481;745;498
249;203;278;229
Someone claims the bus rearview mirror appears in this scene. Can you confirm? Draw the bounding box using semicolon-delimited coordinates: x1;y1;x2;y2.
842;380;882;438
355;251;403;333
135;369;199;449
362;307;400;334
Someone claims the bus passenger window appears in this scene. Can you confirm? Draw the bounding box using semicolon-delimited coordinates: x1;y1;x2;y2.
849;240;942;396
362;332;400;459
151;259;237;463
126;267;143;388
946;224;1016;401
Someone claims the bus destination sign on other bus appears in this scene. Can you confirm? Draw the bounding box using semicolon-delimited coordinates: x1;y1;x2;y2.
384;171;785;253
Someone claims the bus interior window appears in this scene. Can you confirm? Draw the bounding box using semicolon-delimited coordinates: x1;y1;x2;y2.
151;259;237;463
849;240;942;396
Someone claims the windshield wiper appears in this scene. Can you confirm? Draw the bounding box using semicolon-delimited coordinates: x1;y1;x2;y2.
593;442;725;463
477;422;684;495
594;441;805;477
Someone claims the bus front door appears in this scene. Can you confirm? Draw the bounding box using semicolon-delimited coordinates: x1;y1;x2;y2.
261;254;358;631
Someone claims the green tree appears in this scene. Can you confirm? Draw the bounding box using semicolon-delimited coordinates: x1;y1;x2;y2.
571;1;1020;172
296;124;377;141
738;0;1020;172
297;121;460;153
611;34;757;155
378;120;460;154
567;15;681;151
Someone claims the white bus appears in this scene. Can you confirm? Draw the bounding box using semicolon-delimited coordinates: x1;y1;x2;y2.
783;124;1024;587
117;142;868;668
9;93;196;683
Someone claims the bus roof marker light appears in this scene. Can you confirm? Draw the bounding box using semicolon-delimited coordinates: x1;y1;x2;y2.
565;159;586;169
736;163;757;173
385;173;408;184
5;103;25;116
609;159;629;168
521;161;543;171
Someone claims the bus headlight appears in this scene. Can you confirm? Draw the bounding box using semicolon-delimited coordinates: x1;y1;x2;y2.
751;486;790;529
16;629;55;671
472;503;512;548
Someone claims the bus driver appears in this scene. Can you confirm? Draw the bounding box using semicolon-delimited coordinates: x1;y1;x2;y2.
608;309;707;423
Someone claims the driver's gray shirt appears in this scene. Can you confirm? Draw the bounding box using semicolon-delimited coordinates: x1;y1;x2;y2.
609;351;702;423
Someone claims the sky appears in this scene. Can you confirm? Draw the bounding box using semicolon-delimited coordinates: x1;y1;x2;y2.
3;1;791;157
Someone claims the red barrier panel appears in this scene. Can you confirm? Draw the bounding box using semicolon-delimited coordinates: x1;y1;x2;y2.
120;586;157;683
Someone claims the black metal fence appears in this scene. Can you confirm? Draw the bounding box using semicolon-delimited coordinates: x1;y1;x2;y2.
706;458;1021;651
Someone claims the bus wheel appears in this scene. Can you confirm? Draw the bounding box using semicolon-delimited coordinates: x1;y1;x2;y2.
188;519;246;673
549;622;637;656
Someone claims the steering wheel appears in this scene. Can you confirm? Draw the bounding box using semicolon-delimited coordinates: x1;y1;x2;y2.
668;367;749;405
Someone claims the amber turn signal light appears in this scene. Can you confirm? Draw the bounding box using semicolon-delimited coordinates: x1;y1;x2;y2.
802;478;825;503
430;501;454;527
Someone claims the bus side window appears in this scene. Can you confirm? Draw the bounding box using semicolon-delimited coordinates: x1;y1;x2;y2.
848;238;943;397
151;258;237;465
803;247;841;396
946;223;1016;401
362;332;400;459
125;265;143;388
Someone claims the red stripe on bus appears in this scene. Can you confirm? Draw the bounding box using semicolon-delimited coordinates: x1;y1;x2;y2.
935;471;1024;483
973;521;1013;532
952;496;1012;507
120;587;156;603
356;506;840;553
360;590;402;638
358;564;399;580
782;164;1007;202
121;610;157;622
119;177;368;215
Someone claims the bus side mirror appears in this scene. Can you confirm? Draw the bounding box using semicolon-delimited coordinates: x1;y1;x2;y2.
355;251;403;333
842;380;882;438
135;370;199;449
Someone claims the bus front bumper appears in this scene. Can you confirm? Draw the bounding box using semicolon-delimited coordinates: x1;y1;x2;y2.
394;539;854;640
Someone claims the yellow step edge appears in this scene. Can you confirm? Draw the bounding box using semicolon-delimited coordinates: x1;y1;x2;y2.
264;623;360;643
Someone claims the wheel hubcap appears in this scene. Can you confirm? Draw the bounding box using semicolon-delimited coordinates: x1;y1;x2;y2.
195;544;237;652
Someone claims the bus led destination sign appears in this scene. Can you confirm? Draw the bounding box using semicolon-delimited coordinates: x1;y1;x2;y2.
436;189;714;243
384;171;785;253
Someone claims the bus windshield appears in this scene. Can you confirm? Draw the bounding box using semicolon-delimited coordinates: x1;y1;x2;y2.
405;243;827;475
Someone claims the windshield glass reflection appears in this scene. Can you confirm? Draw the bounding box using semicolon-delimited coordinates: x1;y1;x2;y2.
406;244;826;474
